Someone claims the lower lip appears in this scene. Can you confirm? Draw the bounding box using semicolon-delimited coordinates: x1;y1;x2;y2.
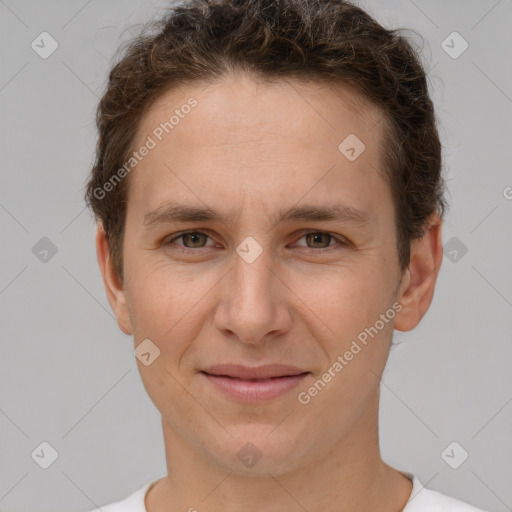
201;372;309;402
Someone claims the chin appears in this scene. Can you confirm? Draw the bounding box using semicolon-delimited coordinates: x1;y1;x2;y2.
202;423;309;476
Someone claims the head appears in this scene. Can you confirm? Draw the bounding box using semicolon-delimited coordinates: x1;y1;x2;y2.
85;0;445;475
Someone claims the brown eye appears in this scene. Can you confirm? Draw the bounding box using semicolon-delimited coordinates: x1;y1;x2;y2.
165;231;214;251
304;232;334;249
180;232;209;248
292;231;345;251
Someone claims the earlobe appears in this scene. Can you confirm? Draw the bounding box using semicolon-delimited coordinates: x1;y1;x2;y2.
394;215;443;332
95;223;133;335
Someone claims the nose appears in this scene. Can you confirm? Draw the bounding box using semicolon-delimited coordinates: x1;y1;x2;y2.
213;243;292;346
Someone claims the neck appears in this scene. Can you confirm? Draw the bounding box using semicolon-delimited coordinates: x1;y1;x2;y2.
146;389;412;512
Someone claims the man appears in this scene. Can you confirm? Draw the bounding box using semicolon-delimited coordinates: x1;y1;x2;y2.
84;0;487;510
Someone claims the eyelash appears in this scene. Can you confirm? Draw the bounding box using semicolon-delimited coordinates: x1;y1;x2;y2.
163;230;348;254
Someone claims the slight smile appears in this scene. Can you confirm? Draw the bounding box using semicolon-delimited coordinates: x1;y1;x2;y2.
200;364;311;402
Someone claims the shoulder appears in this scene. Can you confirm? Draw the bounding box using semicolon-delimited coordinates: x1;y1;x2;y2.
403;472;489;512
406;487;489;511
81;479;156;512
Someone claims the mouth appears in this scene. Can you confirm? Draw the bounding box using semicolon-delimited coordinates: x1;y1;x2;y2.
200;364;310;402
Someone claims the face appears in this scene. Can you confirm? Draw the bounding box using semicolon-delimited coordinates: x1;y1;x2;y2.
97;73;437;476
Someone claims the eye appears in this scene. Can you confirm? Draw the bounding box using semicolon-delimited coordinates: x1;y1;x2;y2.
291;231;347;251
164;230;347;253
164;231;216;252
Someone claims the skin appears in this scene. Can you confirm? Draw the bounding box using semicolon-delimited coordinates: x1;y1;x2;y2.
96;72;443;512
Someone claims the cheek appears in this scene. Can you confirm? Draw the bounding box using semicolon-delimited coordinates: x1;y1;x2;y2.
126;266;203;414
304;263;396;346
125;263;213;357
297;267;395;424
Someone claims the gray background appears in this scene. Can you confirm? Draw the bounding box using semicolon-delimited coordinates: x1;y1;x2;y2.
0;0;511;510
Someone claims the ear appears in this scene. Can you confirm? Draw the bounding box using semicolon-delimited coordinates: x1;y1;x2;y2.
95;223;133;335
394;214;443;332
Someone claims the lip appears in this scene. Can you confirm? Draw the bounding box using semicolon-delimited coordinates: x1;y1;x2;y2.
201;364;310;402
202;364;308;379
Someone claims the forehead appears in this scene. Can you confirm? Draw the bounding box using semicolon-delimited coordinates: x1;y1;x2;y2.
127;73;390;224
137;73;384;145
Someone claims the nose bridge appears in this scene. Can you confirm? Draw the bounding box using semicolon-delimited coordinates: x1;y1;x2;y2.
215;236;285;343
232;237;276;311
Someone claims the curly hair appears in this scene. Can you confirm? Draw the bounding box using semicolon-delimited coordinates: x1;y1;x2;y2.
84;0;447;283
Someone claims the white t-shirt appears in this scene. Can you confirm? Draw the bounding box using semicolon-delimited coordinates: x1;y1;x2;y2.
86;471;488;511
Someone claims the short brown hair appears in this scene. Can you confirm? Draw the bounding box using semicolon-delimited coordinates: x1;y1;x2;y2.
84;0;447;283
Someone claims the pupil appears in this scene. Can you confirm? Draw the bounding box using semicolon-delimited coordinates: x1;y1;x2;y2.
186;233;203;247
309;233;328;248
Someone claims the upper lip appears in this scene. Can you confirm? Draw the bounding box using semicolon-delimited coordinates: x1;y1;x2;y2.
201;364;309;380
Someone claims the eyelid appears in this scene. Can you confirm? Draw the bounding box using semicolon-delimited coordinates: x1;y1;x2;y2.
164;229;348;252
165;230;218;249
290;230;347;249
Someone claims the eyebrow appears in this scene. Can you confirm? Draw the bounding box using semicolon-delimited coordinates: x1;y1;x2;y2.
142;201;370;229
